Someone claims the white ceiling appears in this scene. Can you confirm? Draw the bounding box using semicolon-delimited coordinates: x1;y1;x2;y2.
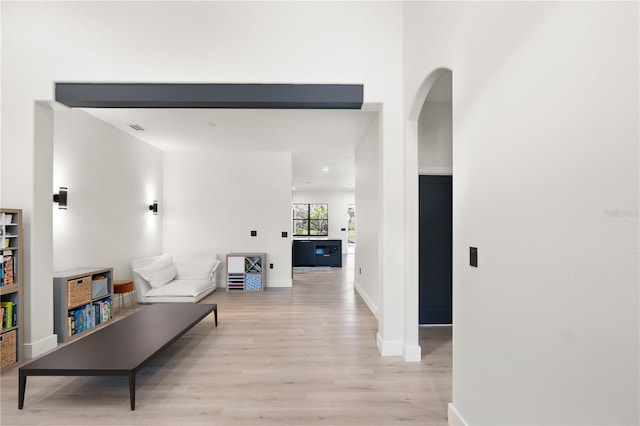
83;108;377;192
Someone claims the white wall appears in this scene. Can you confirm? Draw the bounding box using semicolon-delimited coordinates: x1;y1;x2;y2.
419;71;452;175
404;2;639;425
27;103;56;357
53;109;163;279
292;190;354;253
354;117;380;317
163;151;292;287
418;103;452;174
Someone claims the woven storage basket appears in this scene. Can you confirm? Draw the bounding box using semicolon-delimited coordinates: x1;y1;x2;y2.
0;330;17;367
67;276;92;308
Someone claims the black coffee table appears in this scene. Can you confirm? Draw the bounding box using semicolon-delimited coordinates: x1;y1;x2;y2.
19;303;217;410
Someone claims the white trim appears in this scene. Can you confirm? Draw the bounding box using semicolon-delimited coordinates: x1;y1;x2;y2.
24;334;58;359
266;278;292;288
419;323;453;327
418;166;453;175
354;279;378;319
448;403;468;426
376;333;403;356
402;343;421;362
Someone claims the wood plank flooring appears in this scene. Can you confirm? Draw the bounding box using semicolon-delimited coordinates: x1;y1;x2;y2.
1;254;451;425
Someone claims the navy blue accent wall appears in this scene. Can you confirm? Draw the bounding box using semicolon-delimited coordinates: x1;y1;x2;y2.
419;175;453;324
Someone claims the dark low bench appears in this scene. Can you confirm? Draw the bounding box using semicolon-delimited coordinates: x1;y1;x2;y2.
19;303;217;410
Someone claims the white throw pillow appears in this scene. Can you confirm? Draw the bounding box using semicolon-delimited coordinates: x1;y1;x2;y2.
173;256;221;280
133;255;177;288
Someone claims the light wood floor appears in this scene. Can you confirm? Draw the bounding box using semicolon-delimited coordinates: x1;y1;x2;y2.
1;255;452;425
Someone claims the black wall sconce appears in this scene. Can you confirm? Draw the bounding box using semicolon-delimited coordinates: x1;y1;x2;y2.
53;187;68;209
149;200;158;215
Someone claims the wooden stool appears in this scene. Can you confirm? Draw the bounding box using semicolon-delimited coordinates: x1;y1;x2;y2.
113;280;136;315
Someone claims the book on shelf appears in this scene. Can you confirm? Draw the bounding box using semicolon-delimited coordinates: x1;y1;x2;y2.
93;304;101;326
1;301;14;328
97;298;112;322
2;255;13;286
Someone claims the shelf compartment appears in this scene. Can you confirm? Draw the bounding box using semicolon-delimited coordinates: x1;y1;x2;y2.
245;273;262;291
0;329;17;367
67;276;92;309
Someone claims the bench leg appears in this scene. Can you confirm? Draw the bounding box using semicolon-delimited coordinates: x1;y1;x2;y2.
214;305;218;327
18;373;26;409
128;373;136;410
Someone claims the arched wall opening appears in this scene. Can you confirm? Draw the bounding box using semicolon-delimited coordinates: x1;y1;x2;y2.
404;68;453;361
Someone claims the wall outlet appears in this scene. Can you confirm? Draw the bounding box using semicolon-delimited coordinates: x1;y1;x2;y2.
251;230;257;237
359;267;362;275
270;263;274;269
341;228;346;231
282;231;288;238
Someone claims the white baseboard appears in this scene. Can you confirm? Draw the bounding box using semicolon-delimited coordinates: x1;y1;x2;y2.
376;333;403;356
448;403;468;426
354;279;378;319
24;334;58;359
403;343;421;362
266;278;292;288
375;338;421;361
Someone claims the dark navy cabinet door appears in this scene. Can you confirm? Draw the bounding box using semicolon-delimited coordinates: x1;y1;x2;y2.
419;175;452;324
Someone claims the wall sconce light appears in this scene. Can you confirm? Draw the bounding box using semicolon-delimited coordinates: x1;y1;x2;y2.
53;187;68;209
149;200;158;215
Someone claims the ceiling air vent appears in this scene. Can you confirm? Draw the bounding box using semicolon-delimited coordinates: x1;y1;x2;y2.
129;124;145;131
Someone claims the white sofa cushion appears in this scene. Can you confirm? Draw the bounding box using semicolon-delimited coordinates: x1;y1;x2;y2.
133;254;177;288
145;279;213;298
173;255;221;280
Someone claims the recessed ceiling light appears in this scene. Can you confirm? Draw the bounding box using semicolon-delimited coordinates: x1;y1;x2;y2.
322;166;329;172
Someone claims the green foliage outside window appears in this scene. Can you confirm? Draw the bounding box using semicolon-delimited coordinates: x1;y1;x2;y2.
347;205;355;244
293;203;328;236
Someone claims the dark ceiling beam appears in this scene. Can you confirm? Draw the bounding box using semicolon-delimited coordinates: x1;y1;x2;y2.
55;83;363;109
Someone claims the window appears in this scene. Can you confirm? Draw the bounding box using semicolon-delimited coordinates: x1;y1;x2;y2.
293;204;328;236
347;204;355;246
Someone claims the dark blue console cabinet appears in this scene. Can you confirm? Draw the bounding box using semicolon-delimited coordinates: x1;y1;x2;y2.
292;240;342;267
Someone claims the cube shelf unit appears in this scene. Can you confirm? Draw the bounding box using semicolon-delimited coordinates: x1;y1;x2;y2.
1;208;24;368
53;267;114;343
226;253;266;291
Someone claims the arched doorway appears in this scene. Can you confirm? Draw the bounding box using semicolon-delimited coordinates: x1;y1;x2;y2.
417;71;452;324
405;68;453;359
